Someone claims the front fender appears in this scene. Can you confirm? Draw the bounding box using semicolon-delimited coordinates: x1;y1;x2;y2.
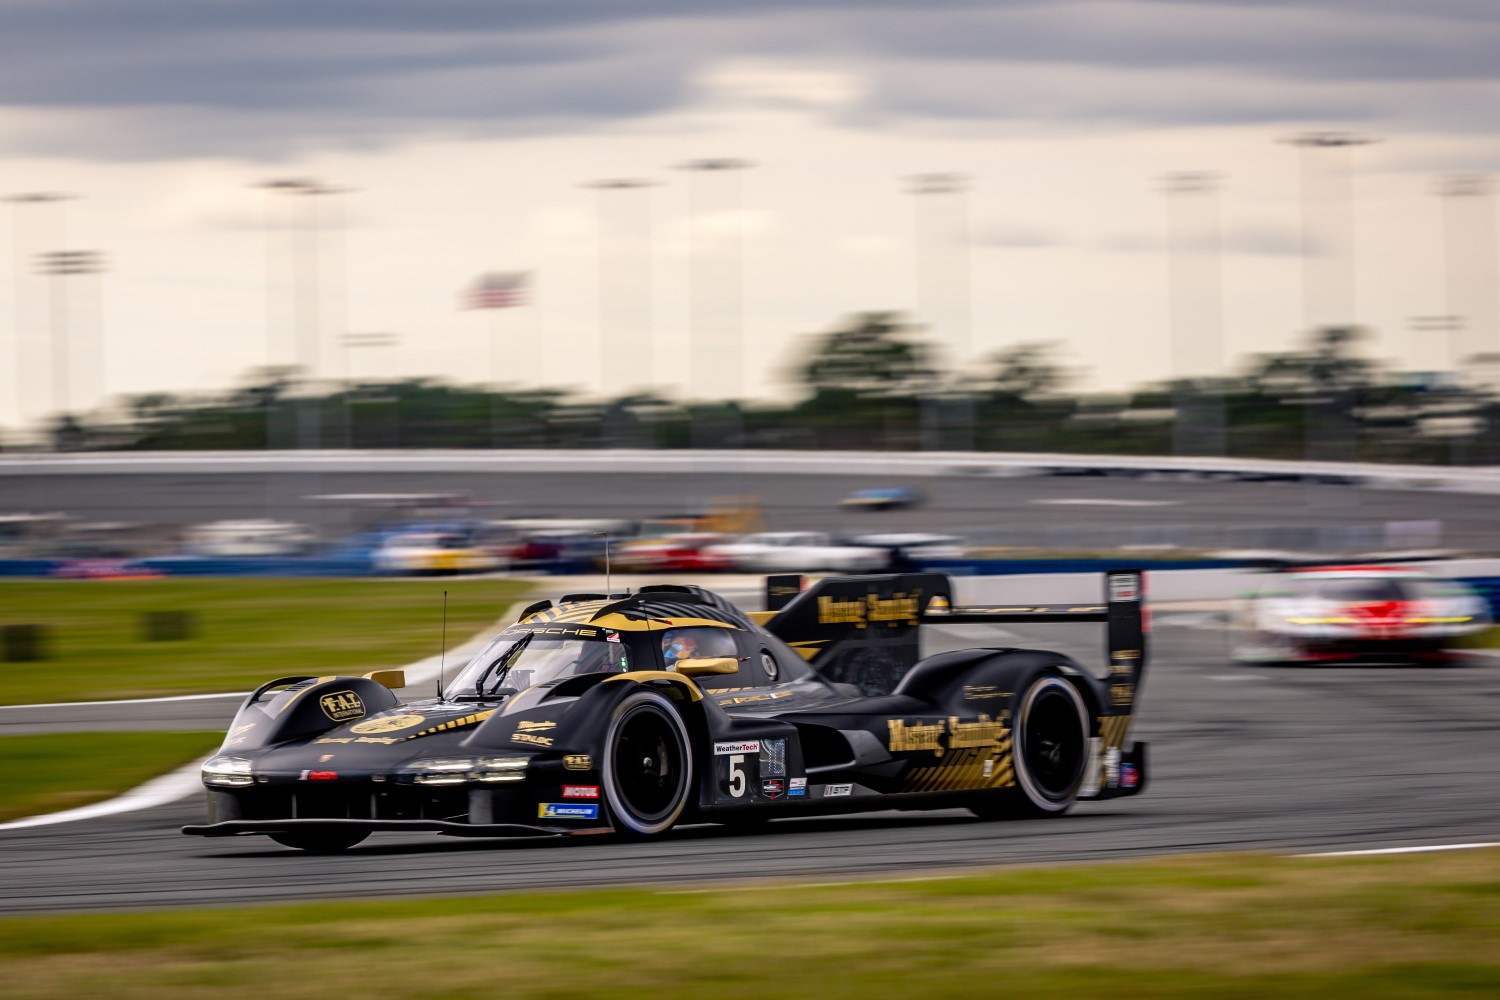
220;675;401;751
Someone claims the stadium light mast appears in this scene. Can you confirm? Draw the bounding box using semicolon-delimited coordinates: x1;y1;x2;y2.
1434;174;1494;374
582;178;657;398
673;157;753;448
253;177;349;451
1280;131;1378;518
904;172;974;451
1162;171;1226;459
37;249;105;442
5;192;75;441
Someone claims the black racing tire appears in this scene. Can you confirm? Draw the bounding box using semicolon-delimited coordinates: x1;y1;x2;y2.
602;688;693;837
970;672;1089;821
269;828;370;852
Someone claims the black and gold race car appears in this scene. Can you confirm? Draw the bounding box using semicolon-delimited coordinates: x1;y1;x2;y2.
183;571;1150;851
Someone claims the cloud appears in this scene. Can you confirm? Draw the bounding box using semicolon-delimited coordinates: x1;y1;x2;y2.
0;1;1499;158
1099;222;1313;256
973;221;1065;248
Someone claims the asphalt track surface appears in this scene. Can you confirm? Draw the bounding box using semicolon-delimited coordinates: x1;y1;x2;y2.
8;467;1500;549
3;611;1499;913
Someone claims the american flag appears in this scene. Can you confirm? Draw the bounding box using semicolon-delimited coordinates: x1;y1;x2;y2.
464;271;529;309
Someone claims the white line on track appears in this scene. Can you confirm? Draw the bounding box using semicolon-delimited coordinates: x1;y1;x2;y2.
1296;842;1500;857
0;691;249;711
1029;498;1182;507
0;756;210;832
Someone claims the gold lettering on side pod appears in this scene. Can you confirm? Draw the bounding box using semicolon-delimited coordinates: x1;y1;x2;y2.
818;596;867;627
948;715;1008;750
888;719;946;757
867;592;921;626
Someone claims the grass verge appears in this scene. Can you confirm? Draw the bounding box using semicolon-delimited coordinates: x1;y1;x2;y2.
0;578;531;704
2;850;1499;998
0;731;220;823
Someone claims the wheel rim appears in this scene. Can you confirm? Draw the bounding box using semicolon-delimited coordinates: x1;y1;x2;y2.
609;702;688;828
1017;677;1087;805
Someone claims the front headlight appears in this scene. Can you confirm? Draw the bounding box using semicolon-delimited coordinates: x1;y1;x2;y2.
406;757;476;785
202;755;254;788
475;756;529;784
402;755;530;785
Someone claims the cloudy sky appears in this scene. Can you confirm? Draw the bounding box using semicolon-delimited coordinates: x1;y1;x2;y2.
4;0;1500;429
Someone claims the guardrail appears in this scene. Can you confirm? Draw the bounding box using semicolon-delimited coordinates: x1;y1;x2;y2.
1;449;1499;494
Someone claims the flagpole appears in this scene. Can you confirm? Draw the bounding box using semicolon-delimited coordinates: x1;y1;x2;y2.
489;305;501;448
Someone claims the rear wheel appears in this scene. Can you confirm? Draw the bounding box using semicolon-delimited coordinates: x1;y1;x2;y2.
269;828;369;852
602;689;693;837
971;672;1089;820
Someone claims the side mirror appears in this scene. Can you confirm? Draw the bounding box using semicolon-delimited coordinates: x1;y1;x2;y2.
363;669;406;690
673;657;739;677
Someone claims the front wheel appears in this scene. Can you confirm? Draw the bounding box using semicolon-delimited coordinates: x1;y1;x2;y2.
602;689;693;837
970;672;1089;820
269;828;370;852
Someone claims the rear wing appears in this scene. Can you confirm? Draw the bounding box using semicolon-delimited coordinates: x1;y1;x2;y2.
762;570;1148;698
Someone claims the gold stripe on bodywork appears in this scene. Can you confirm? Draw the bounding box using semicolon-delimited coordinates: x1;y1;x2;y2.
587;613;743;632
273;676;337;716
406;710;496;740
600;670;705;701
899;740;1014;793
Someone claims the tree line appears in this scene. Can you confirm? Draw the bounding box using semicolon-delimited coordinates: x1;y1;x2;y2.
28;311;1500;465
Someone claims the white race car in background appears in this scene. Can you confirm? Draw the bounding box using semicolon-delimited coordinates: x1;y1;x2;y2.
373;531;503;575
1235;565;1491;664
704;531;889;573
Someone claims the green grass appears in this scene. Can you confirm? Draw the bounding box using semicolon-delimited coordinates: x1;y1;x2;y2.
0;579;532;704
1;850;1498;998
0;731;220;823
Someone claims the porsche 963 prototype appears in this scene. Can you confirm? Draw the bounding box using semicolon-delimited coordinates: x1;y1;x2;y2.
184;571;1150;851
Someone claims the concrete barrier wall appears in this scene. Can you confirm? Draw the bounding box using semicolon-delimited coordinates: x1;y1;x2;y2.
3;448;1499;495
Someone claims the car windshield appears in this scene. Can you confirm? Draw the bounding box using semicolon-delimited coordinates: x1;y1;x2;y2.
1284;576;1405;602
448;631;630;698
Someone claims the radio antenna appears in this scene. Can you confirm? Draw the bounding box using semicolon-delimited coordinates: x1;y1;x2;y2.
436;590;448;701
597;530;612;597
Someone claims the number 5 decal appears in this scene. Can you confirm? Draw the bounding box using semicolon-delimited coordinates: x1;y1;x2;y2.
728;754;747;797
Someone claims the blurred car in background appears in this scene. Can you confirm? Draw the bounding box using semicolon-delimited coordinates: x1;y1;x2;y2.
373;523;506;575
839;486;923;511
705;531;888;573
185;519;315;557
1235;565;1491;664
848;532;966;570
614;533;735;573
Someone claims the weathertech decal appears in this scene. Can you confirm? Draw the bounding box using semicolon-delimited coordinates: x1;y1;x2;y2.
562;785;600;799
539;802;599;820
714;740;761;755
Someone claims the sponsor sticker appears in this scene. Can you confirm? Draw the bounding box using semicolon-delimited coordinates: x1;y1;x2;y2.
1109;574;1141;603
517;719;557;732
513;733;554;747
349;713;425;735
562;785;600;799
563;755;592;771
762;778;785;800
789;777;807;791
714;740;761;755
538;802;600;820
318;690;365;722
1121;763;1140;789
823;783;853;797
759;738;787;777
607;632;621;643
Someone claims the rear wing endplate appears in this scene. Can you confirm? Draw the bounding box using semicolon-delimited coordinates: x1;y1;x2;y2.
763;570;1148;696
